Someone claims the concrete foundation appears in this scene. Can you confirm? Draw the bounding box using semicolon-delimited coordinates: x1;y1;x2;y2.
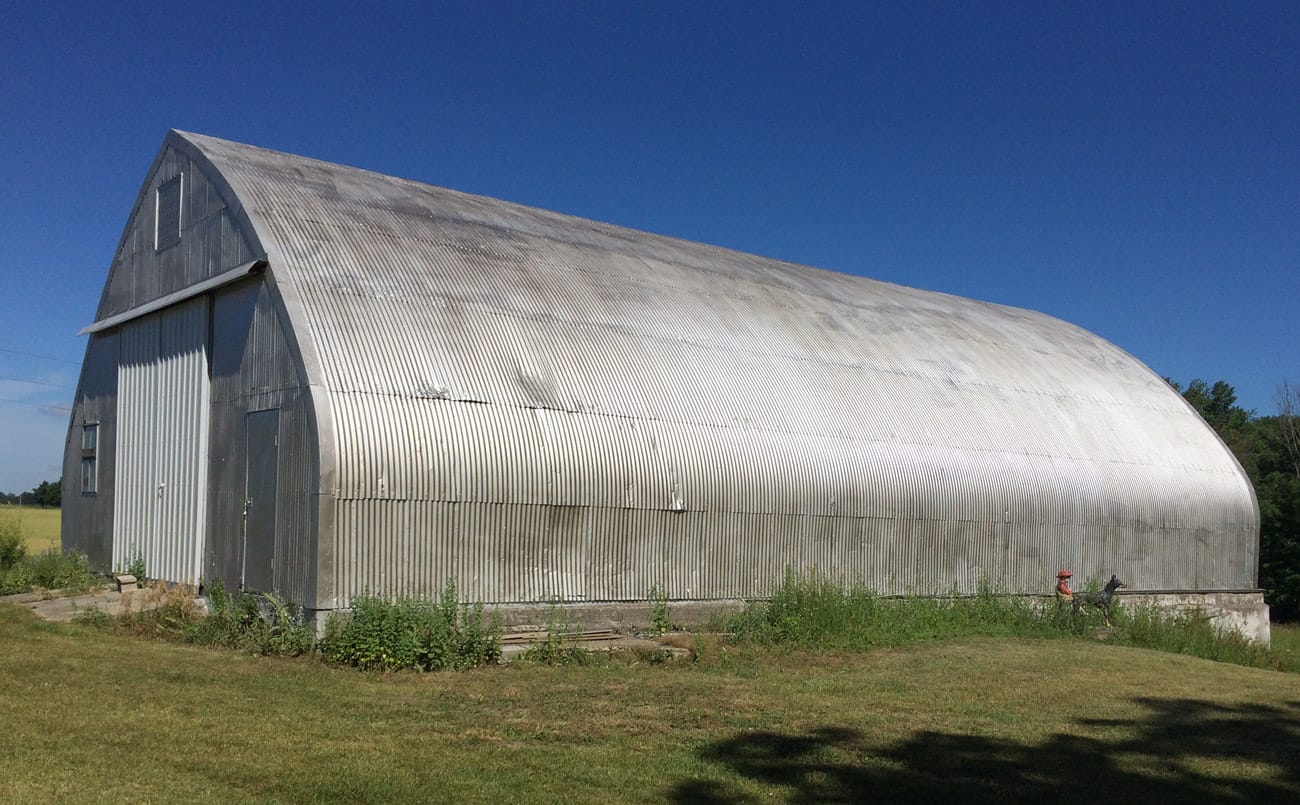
1112;590;1271;645
0;586;162;622
303;589;1273;645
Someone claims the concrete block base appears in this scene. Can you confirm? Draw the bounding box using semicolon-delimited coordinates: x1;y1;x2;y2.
1114;590;1271;645
302;590;1273;645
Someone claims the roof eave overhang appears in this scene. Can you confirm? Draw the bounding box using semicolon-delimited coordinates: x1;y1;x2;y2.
77;258;266;335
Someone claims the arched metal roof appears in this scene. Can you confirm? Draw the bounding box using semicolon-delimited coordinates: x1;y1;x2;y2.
170;130;1258;601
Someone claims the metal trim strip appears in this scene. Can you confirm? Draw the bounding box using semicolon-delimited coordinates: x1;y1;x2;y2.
79;259;265;335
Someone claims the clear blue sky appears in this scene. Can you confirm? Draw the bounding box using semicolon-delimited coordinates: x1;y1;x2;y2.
1;2;1297;494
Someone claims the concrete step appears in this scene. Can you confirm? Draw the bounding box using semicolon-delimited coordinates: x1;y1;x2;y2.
496;630;691;663
2;587;163;622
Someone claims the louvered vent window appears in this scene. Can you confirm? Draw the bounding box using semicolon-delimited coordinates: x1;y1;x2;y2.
155;174;183;251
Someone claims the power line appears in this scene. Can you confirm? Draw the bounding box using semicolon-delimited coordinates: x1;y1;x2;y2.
0;397;71;411
0;347;79;364
0;375;69;389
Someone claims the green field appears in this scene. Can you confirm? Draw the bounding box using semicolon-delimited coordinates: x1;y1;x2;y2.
0;605;1296;802
0;505;60;553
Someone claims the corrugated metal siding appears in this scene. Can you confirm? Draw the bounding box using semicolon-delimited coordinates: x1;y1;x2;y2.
208;278;315;601
275;393;317;600
324;397;1253;602
72;145;320;602
112;297;209;583
97;146;254;322
61;332;120;567
181;132;1258;606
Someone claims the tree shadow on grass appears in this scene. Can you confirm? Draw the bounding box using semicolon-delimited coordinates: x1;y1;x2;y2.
671;698;1300;803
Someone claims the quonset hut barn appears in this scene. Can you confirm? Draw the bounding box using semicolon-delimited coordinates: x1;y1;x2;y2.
63;131;1267;637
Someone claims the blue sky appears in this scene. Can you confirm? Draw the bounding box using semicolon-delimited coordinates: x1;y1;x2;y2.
1;2;1297;493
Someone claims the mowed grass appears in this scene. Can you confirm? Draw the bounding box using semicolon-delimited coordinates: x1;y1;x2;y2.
1;605;1297;802
1274;623;1300;663
0;505;61;553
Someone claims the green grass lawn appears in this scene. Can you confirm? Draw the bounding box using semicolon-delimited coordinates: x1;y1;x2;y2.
0;505;61;553
1;605;1296;802
1274;622;1300;660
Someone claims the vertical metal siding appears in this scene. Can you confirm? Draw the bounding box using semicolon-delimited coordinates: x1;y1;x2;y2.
112;298;209;583
61;332;121;567
96;146;253;323
207;279;315;602
112;315;158;571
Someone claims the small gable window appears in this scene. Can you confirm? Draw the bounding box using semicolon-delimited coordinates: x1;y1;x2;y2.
81;423;99;494
155;174;183;251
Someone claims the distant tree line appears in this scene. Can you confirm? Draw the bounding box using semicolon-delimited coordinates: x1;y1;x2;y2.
0;480;61;508
1167;378;1300;621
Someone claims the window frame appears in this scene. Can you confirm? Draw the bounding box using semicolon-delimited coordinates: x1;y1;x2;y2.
81;422;99;495
154;173;183;251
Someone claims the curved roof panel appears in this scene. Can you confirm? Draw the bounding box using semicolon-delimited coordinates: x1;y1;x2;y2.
178;130;1258;594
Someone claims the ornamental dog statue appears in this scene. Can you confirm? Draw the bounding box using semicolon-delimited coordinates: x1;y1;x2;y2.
1071;574;1125;627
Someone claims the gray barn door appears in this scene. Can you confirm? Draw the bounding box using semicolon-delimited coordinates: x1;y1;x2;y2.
113;298;209;582
243;409;279;592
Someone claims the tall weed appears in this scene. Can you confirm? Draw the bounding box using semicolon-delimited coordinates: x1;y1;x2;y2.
191;580;314;656
725;570;1291;672
648;582;672;634
1111;601;1284;670
116;582;207;639
520;601;590;666
321;581;501;671
118;580;313;657
725;570;1062;649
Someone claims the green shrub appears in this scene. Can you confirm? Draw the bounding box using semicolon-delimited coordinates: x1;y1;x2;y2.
0;562;34;596
321;581;501;671
0;516;26;570
125;552;147;584
454;601;498;669
28;550;98;591
0;548;98;596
